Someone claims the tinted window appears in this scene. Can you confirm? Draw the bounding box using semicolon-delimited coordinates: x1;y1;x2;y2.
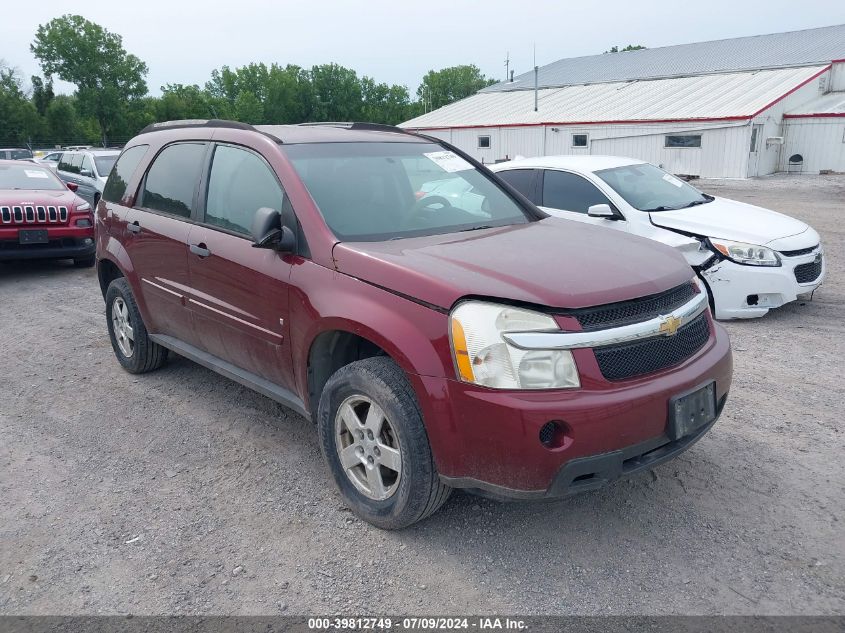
572;134;588;148
205;145;283;235
496;169;535;200
11;149;33;159
542;170;611;214
58;153;77;173
665;135;701;148
141;143;206;218
478;135;491;149
103;145;148;203
285;142;530;241
94;155;118;177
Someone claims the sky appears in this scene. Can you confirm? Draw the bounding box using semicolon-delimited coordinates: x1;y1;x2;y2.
2;0;844;97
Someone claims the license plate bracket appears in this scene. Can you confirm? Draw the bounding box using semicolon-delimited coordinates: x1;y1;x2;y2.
19;229;49;245
669;382;717;440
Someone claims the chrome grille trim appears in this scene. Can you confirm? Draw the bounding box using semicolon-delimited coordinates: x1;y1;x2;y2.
36;206;46;222
503;289;709;351
59;206;68;222
13;206;23;222
1;206;10;223
25;206;35;222
48;206;57;222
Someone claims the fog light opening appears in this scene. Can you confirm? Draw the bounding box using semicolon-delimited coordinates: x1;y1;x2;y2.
539;420;570;450
746;294;759;306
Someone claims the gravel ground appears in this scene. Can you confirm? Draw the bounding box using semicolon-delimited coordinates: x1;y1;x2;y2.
1;174;843;616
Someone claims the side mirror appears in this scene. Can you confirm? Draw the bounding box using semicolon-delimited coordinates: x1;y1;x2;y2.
251;207;296;252
80;168;94;178
587;203;619;220
66;182;79;192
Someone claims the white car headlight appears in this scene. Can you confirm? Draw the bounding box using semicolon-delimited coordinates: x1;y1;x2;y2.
76;202;91;212
709;238;780;267
449;301;580;390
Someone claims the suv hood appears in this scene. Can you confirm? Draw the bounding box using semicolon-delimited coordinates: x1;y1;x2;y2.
332;218;693;310
0;189;77;207
650;196;809;245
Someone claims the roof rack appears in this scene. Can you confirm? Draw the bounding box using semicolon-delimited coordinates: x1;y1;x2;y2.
139;119;256;135
296;121;420;137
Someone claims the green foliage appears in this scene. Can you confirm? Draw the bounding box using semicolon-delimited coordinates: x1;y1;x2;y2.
2;15;498;149
31;14;148;145
416;65;496;110
605;44;647;53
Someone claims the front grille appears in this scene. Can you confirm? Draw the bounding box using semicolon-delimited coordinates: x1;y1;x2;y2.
780;245;818;257
594;313;710;381
0;205;68;225
572;282;696;331
794;259;822;284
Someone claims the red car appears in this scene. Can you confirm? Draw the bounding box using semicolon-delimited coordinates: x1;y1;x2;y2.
96;120;732;529
0;160;95;266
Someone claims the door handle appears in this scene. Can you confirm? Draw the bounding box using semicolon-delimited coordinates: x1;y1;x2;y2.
189;243;211;258
127;221;141;234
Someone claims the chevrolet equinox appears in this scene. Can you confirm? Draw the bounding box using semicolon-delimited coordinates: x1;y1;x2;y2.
96;120;733;529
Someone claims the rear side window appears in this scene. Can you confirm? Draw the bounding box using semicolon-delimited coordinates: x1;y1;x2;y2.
103;145;148;203
542;170;611;214
140;143;206;218
58;153;77;173
496;169;535;201
204;145;283;235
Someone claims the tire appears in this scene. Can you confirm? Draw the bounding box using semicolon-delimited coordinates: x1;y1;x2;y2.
74;255;96;268
317;356;451;529
105;277;168;374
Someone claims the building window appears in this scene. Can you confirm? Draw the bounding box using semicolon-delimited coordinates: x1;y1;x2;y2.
478;135;491;149
665;135;702;148
572;133;588;148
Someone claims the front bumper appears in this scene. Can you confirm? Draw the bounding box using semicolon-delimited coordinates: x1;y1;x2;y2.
702;249;825;320
412;319;733;497
0;235;95;261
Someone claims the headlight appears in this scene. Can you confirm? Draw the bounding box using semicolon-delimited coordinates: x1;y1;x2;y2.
709;238;780;266
76;202;91;212
449;301;580;390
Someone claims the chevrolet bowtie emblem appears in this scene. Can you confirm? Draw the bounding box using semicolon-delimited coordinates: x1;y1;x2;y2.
659;315;682;336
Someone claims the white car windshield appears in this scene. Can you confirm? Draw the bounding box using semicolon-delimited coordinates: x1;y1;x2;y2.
596;163;712;212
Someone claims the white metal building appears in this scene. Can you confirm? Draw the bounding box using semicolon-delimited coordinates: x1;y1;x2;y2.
401;25;845;178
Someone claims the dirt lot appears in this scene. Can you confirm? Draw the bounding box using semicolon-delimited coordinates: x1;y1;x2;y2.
1;174;843;616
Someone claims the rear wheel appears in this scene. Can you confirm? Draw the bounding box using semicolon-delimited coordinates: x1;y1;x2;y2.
105;277;168;374
317;357;451;529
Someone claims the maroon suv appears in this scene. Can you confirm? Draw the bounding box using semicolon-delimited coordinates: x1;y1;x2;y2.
96;120;732;529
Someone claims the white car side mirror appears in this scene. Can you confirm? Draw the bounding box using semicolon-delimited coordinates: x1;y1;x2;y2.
587;203;618;219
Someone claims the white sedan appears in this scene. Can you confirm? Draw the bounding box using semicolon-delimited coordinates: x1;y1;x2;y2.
491;156;824;319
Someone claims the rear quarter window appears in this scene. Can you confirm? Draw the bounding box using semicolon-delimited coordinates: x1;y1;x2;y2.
103;145;149;203
140;143;207;218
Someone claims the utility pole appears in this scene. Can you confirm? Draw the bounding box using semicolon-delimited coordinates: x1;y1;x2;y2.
504;52;510;82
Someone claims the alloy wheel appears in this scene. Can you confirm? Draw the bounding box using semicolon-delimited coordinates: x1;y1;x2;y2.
111;297;135;358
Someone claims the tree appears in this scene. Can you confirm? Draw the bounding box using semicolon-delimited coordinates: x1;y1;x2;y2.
31;14;148;146
0;62;42;146
605;44;647;53
31;75;54;116
310;63;363;121
416;65;495;111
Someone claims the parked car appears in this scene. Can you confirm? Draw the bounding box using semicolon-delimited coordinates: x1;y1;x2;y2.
96;120;732;528
0;160;95;266
56;149;121;208
0;148;34;160
492;156;824;319
36;151;64;171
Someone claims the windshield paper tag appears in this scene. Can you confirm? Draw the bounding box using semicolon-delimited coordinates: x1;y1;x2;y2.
424;151;473;173
662;173;684;188
25;169;49;179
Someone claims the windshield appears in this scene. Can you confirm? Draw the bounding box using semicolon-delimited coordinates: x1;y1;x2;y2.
94;155;118;177
284;142;531;241
595;163;711;211
0;163;66;191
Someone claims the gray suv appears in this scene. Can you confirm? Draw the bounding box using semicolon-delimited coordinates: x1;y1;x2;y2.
57;149;120;207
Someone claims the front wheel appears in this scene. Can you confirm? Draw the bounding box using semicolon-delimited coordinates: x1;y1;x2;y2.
317;357;451;529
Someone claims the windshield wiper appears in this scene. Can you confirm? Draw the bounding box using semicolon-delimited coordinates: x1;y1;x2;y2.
643;205;678;212
684;197;713;208
458;225;495;232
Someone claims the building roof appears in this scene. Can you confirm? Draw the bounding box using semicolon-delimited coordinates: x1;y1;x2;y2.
401;65;828;129
784;92;845;117
490;155;644;172
484;24;845;92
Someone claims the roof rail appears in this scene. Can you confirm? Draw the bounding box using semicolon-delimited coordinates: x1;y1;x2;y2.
139;119;256;135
